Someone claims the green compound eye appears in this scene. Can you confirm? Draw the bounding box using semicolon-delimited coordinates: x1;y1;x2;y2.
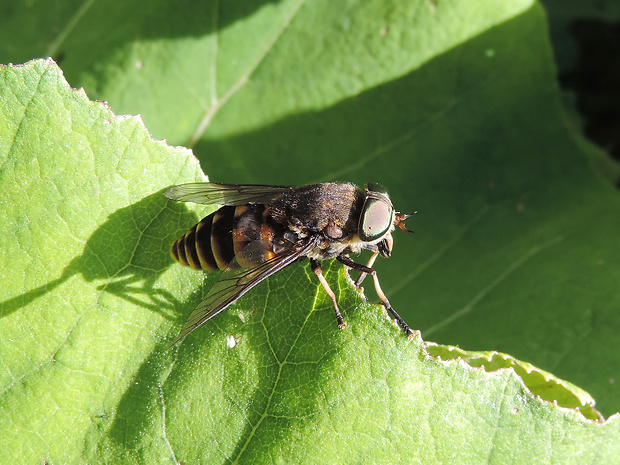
365;182;389;195
359;196;393;241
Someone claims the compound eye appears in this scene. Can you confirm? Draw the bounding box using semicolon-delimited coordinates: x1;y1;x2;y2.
366;182;388;195
359;198;393;241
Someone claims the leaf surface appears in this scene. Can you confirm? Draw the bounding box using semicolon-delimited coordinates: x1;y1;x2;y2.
2;0;620;463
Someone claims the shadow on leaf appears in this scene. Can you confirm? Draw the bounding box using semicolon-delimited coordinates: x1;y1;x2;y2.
0;190;199;323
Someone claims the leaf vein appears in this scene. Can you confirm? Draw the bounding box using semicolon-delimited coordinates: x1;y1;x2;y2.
424;235;564;337
186;0;307;147
45;0;97;58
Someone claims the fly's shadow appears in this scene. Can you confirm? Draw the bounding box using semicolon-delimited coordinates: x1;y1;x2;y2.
0;190;200;322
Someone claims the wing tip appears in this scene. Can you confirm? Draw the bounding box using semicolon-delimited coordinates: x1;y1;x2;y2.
163;186;178;200
167;325;195;348
167;335;184;348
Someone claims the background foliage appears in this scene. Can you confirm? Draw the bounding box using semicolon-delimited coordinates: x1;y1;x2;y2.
1;0;620;463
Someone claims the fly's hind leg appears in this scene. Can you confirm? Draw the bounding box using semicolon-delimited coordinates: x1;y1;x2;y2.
337;256;415;339
310;259;346;329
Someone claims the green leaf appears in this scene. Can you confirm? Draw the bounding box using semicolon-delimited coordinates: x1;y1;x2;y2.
0;58;207;463
425;343;601;420
2;0;620;463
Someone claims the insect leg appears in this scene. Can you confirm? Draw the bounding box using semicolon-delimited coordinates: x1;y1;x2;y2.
310;259;346;329
337;256;415;339
354;250;379;287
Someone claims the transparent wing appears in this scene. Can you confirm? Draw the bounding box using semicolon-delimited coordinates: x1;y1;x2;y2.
164;182;292;206
169;236;319;346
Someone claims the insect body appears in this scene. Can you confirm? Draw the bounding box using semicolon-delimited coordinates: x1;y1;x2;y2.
165;182;413;345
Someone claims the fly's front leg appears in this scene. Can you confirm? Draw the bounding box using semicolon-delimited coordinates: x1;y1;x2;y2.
337;256;415;339
354;250;379;287
310;259;346;329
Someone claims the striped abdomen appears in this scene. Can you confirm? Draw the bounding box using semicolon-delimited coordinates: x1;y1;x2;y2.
171;204;282;270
